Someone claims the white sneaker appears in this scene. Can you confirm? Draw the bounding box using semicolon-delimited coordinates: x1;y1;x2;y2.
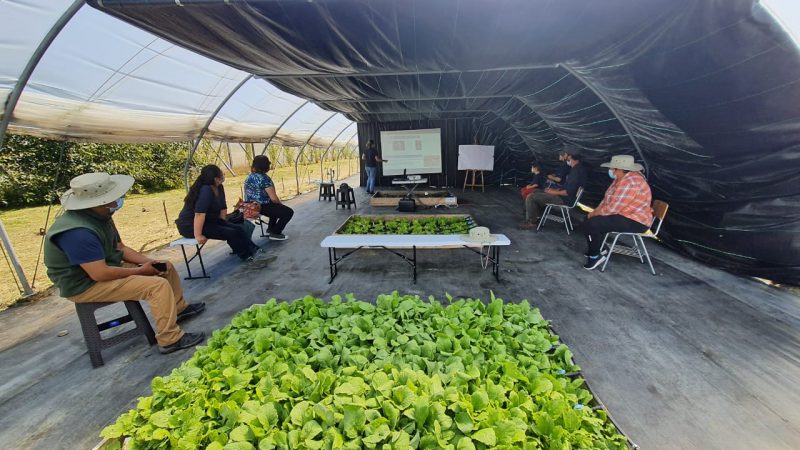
583;255;607;270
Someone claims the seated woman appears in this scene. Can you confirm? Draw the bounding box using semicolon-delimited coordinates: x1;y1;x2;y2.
244;156;294;241
175;165;260;261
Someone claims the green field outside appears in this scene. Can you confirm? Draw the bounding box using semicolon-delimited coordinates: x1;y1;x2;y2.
0;158;359;310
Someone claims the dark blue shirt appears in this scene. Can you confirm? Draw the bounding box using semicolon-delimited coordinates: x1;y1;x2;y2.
53;228;105;265
529;173;547;188
563;163;588;205
364;147;379;167
175;185;227;229
555;161;570;181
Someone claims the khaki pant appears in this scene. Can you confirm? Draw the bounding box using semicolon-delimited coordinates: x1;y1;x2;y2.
69;261;186;347
525;191;564;222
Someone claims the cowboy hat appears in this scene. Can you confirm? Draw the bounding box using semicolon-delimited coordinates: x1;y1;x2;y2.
461;226;498;244
60;172;134;210
601;155;644;172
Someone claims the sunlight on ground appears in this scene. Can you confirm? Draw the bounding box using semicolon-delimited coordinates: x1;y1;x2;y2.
0;159;358;310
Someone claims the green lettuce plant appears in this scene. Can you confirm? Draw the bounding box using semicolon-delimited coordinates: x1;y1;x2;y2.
340;217;471;235
102;293;627;449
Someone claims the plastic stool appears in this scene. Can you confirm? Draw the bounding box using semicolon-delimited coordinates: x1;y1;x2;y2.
336;183;357;209
74;301;156;368
319;182;335;201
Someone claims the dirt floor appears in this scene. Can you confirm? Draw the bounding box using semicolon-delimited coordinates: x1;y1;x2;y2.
1;177;799;449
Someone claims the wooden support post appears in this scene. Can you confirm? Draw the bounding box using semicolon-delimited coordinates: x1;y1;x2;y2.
462;170;485;192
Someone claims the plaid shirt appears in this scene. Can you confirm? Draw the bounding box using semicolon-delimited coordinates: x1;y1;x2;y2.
594;171;653;226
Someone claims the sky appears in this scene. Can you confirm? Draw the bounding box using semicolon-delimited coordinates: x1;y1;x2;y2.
763;0;800;44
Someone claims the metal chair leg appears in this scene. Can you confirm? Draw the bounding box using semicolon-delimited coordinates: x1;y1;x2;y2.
600;232;610;253
638;235;656;275
537;205;551;230
560;207;570;235
631;235;645;263
600;233;621;272
566;208;574;231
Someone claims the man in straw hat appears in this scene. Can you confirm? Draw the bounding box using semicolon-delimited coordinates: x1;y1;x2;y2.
43;173;205;354
583;155;653;270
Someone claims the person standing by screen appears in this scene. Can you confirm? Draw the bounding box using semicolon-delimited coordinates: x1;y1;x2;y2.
361;139;387;195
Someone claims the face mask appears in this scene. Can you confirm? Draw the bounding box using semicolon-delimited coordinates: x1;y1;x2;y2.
608;169;616;180
108;197;124;213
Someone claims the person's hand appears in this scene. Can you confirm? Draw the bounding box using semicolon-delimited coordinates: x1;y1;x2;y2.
196;235;208;245
137;262;160;276
544;188;554;194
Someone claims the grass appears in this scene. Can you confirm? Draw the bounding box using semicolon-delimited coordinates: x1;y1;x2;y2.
0;158;359;310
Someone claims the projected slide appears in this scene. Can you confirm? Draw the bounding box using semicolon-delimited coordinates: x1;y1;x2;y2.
380;128;442;176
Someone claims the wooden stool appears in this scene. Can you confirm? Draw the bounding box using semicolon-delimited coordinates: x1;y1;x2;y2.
335;183;357;209
319;182;335;201
74;301;156;368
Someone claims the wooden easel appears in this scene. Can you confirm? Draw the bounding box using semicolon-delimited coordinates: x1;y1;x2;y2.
463;169;484;192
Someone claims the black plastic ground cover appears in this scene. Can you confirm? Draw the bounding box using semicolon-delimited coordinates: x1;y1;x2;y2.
86;0;800;284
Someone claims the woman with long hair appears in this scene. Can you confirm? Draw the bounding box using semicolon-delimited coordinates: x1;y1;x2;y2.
243;155;294;240
175;165;260;260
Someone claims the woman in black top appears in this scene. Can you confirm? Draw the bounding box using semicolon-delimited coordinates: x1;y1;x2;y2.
176;165;258;261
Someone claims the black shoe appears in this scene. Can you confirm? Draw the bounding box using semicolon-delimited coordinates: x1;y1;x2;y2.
583;250;608;258
177;303;205;322
269;233;288;241
583;255;607;270
159;332;205;354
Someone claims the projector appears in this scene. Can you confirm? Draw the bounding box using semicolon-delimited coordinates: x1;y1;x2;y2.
407;175;422;181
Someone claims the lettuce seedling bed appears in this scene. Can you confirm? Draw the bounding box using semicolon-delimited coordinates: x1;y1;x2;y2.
335;214;476;235
101;293;632;449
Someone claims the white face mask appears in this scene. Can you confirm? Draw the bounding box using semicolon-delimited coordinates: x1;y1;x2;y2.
608;169;617;180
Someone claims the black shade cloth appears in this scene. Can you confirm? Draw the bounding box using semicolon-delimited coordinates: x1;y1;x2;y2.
87;0;800;284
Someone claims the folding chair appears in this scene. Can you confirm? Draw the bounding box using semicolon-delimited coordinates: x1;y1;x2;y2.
253;216;270;237
536;187;584;235
600;200;669;275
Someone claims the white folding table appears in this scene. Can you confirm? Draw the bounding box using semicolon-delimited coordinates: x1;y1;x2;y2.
390;177;428;197
320;234;511;283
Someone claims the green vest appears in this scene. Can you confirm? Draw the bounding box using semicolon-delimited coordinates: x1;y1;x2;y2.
43;210;124;298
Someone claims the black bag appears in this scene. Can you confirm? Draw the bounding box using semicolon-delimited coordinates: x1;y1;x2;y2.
226;210;244;224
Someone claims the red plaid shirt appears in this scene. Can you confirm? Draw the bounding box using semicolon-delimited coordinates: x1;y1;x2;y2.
593;172;653;226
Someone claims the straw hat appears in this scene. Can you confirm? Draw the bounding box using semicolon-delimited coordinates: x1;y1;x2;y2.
60;172;134;210
601;155;644;172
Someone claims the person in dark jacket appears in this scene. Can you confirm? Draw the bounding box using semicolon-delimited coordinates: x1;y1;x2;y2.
176;165;260;260
361;139;387;194
519;153;588;229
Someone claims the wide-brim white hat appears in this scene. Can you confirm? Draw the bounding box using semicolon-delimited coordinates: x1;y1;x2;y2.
601;155;644;172
461;227;498;244
60;172;134;210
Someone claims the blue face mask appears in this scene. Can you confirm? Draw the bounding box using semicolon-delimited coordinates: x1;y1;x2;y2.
608;169;616;180
108;197;124;213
